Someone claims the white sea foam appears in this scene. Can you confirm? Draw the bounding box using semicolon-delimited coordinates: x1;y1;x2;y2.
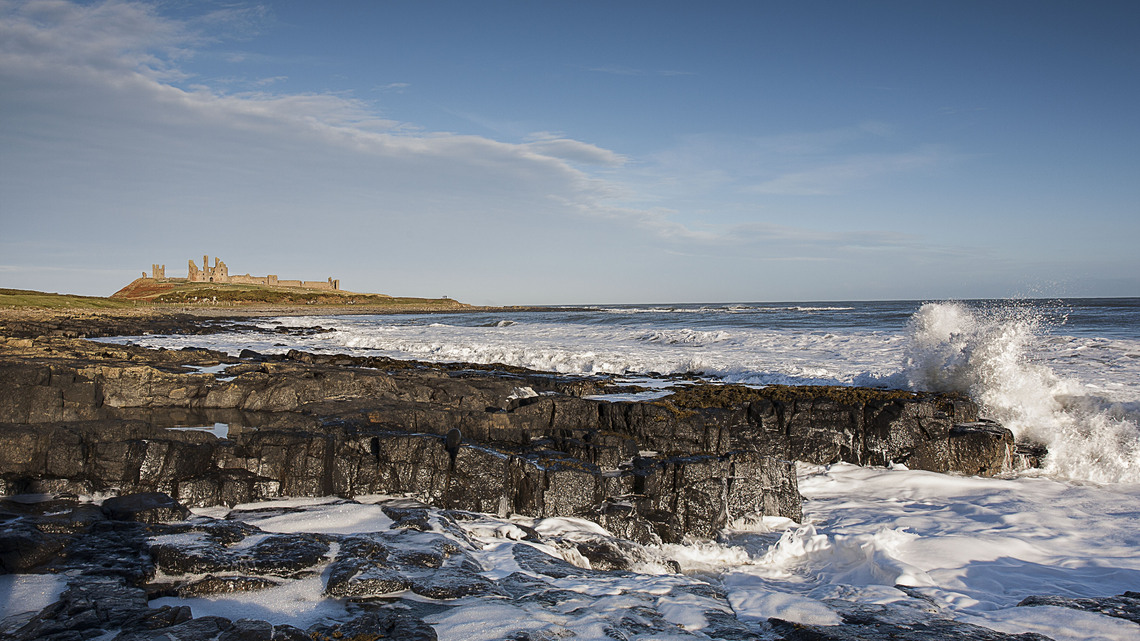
0;574;67;621
148;573;347;631
899;302;1140;483
149;464;1140;640
226;497;395;534
643;462;1140;638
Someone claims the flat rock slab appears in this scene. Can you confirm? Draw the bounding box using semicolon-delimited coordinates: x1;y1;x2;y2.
1018;591;1140;624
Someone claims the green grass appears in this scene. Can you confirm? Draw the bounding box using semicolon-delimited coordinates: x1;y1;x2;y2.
107;278;466;310
0;288;143;310
3;280;468;311
141;283;459;308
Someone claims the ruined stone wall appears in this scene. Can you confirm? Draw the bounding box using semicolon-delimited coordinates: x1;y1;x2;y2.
174;256;338;291
226;275;272;287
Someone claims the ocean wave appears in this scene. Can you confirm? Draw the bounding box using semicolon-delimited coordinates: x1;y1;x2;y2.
477;320;516;328
900;302;1140;483
635;329;732;346
589;304;856;315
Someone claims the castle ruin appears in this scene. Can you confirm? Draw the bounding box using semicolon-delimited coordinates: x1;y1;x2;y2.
145;255;339;291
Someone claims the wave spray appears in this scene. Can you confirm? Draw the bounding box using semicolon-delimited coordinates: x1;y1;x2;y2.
901;302;1140;483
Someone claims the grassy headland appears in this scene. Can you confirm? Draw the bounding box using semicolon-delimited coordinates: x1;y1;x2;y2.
0;288;143;310
1;279;468;314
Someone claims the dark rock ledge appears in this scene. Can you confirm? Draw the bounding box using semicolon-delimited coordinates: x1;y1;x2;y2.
0;335;1035;543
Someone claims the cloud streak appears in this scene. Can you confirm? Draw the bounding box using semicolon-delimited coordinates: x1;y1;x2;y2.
747;147;951;196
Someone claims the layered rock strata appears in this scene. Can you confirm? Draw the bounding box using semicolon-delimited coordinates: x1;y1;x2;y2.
0;332;1028;543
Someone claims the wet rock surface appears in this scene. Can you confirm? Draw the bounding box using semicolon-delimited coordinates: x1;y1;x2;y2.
1017;591;1140;624
9;494;1122;641
769;612;1054;640
0;329;1034;545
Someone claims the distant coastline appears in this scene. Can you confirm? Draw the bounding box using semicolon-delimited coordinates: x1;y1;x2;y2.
0;287;573;340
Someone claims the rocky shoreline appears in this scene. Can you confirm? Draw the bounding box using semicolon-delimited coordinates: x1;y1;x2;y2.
1;308;1127;640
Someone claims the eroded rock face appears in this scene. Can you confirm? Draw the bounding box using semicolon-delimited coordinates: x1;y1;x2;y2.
0;421;800;545
103;491;192;523
0;331;1033;543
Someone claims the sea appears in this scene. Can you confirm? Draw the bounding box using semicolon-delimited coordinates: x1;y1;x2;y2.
11;298;1137;639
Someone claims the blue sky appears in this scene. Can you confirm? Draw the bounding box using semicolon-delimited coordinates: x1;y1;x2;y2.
1;0;1138;304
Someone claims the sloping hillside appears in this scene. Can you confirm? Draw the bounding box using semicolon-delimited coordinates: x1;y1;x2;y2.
111;278;465;309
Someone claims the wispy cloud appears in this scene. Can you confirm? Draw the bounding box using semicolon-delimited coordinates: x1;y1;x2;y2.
586;65;695;77
747;147;950;195
376;82;410;93
252;75;287;87
588;64;643;76
524;133;626;166
0;0;196;79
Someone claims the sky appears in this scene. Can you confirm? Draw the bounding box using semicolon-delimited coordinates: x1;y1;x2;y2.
1;0;1138;305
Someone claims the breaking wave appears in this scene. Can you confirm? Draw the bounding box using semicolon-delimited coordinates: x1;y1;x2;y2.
635;329;733;346
900;302;1140;483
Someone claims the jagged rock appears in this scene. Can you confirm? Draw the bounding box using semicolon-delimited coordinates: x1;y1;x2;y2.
242;534;330;575
767;602;1056;641
64;520;155;583
570;537;634;571
0;517;66;572
220;618;275;641
512;543;595;579
382;504;433;531
271;624;310;641
906;420;1019;476
408;567;501;599
150;531;328;578
307;610;437;641
150;533;242;575
1017;591;1140;624
5;577;186;641
103;492;191;523
384;531;468;567
324;559;411;597
324;529;489;599
0;498;156;581
114;615;234;641
322;535;408;598
0;415;795;542
179;575;281;597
